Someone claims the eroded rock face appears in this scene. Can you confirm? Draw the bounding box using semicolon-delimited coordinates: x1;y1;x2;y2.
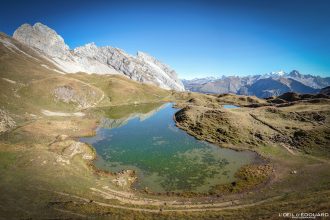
136;51;184;90
53;86;77;103
53;85;99;109
112;170;137;187
0;109;16;133
13;23;185;91
13;23;70;59
49;139;94;165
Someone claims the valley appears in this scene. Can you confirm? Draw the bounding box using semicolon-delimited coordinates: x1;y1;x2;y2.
1;81;329;219
0;23;329;219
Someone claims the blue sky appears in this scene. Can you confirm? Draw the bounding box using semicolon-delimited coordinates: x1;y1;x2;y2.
0;0;330;79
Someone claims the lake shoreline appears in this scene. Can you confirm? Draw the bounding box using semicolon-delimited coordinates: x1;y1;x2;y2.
79;101;272;197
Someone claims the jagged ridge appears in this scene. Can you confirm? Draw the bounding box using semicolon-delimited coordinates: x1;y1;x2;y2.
183;70;329;97
13;22;184;91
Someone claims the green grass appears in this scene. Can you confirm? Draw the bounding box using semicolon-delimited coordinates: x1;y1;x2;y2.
0;151;16;170
69;73;171;106
0;32;330;219
210;164;272;194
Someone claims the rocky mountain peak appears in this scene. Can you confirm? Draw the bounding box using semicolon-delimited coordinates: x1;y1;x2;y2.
137;51;157;63
265;70;287;78
73;42;99;56
13;23;70;58
288;70;301;78
136;51;184;88
82;42;97;49
12;22;185;91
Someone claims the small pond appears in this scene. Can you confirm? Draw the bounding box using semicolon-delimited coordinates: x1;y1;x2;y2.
81;103;257;193
223;104;240;109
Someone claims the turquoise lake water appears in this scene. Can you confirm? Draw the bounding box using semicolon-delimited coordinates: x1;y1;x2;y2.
81;103;256;193
223;104;240;109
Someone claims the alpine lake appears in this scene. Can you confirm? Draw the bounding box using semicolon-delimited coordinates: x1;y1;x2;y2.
81;103;258;193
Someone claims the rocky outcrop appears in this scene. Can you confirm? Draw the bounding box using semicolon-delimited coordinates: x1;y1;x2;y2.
0;109;16;133
13;23;184;91
53;85;97;109
49;139;95;165
13;23;70;58
112;170;137;187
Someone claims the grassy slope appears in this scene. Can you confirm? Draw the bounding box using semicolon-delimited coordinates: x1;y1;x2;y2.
0;33;170;116
69;73;171;106
0;33;329;219
172;94;330;218
0;33;159;215
175;95;330;158
0;33;102;114
0;33;175;218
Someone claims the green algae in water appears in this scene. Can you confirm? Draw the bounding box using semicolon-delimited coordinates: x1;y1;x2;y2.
81;103;257;193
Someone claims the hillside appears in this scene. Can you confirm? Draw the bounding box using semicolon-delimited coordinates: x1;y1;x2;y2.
0;32;172;130
320;86;330;95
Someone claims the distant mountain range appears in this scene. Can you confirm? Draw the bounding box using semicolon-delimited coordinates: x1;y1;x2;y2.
183;70;330;98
